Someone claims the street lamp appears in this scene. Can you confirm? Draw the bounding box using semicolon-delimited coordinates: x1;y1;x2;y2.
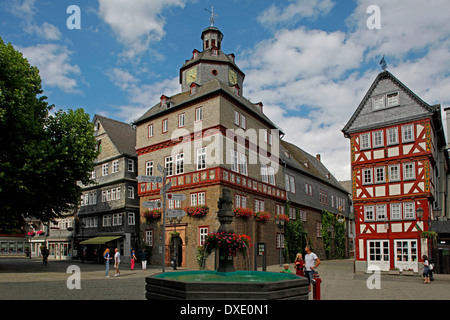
416;206;424;220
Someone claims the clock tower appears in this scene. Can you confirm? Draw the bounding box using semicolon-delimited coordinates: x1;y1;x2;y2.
180;26;245;94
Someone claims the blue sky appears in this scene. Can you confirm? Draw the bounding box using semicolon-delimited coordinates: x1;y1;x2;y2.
2;0;450;181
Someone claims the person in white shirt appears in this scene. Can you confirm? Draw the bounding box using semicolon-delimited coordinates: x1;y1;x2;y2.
304;245;320;291
114;248;121;276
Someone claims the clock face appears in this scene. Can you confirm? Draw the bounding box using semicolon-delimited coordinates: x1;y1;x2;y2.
229;69;237;85
186;67;197;84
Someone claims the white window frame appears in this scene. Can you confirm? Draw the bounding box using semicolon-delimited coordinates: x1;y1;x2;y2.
387;128;399;145
391;203;402;220
145;161;153;176
402;124;414;143
102;163;109;176
387;92;399;108
364;205;375;221
362;168;373;185
112;160;119;173
195;107;203;122
360;133;371;150
165;156;173;176
178;113;185;127
372;96;385;111
403;162;415;180
373;131;384;148
176;153;184;175
389;164;400;182
196;147;206;170
375;166;385;184
199;227;209;246
376;204;387;221
404;202;415;220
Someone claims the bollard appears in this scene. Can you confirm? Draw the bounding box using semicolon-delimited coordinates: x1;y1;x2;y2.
312;272;322;300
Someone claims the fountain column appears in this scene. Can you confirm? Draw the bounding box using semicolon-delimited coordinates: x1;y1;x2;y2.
216;188;235;273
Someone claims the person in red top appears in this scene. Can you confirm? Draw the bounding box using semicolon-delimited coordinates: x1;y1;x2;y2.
294;253;305;277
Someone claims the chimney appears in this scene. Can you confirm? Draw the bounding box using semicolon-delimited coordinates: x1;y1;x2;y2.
316;154;321;162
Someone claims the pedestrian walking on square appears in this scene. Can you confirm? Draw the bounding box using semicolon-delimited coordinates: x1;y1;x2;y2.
41;246;49;266
304;245;320;291
130;249;137;270
141;249;148;270
294;253;305;277
103;248;111;277
114;248;121;276
422;255;431;284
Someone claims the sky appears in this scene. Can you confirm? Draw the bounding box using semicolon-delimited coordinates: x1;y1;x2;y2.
1;0;450;182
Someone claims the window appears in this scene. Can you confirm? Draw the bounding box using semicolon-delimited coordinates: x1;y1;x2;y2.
373;131;384;148
146;161;153;176
403;162;415;180
288;207;296;220
289;176;296;193
235;194;247;208
162;119;168;133
402;124;414;142
299;210;307;221
391;203;401;220
389;165;400;182
368;240;389;262
268;166;275;185
190;192;206;206
176;153;184;175
276;204;284;215
178;113;185;127
372;96;384;111
103;215;112;227
145;229;153;247
113;213;122;226
165;156;173;176
231;149;239;172
239;153;247;176
285;174;290;192
112;160;119;173
240;114;246;130
363;168;373;185
148;124;154;138
261;164;268;183
254;199;265;212
387;93;399;107
277;233;285;249
360;133;371;150
128;159;134;172
387;128;398;145
316;222;323;238
195;107;203;122
305;183;313;196
285;175;296;193
404;202;415;219
234;110;240;126
128;186;134;199
199;227;209;246
376;205;386;221
197;147;206;170
375;167;385;183
365;206;374;221
128;213;135;226
102;163;108;176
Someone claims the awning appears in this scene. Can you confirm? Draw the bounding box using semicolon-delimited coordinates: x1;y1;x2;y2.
79;236;121;245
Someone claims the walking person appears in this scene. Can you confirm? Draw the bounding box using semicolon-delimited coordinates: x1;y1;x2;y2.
422;255;431;284
130;249;137;270
304;245;320;292
114;248;121;276
294;253;305;277
141;249;148;270
41;246;49;266
104;248;111;277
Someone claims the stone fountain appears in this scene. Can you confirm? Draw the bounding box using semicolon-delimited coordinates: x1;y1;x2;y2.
145;188;309;300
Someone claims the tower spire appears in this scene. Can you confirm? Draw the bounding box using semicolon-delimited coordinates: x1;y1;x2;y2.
205;6;218;27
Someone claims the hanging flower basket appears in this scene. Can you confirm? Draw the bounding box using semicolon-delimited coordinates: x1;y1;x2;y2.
234;207;254;219
255;211;270;222
27;231;35;237
185;205;209;217
275;214;290;222
142;208;162;223
203;232;252;257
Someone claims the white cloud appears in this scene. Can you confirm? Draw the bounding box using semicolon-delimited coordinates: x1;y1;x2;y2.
258;0;335;27
19;44;81;93
98;0;187;59
106;67;180;123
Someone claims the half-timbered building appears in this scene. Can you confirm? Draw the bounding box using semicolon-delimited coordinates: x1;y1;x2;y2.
343;70;448;272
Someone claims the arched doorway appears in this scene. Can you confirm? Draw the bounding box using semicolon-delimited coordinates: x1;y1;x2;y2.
165;224;186;268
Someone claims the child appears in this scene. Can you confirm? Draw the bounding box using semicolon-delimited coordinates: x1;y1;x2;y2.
280;263;292;273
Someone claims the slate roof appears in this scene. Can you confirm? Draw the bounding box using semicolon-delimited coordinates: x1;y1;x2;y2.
133;78;284;134
93;114;136;157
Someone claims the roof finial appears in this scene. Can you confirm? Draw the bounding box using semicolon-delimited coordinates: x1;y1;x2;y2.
205;6;218;27
380;55;387;71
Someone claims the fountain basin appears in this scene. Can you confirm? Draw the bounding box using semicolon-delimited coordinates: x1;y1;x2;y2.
146;271;309;300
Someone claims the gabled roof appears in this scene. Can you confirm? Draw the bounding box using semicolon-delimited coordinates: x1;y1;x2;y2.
342;70;440;136
93;115;136;157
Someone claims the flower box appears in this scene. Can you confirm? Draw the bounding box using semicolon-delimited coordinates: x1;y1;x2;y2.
142;209;162;223
275;214;290;222
234;207;254;219
255;211;270;222
185;205;209;217
388;269;400;275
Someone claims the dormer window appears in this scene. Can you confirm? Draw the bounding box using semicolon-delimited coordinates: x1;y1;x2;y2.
160;95;168;108
190;83;199;95
192;49;199;59
211;47;218;56
232;84;240;96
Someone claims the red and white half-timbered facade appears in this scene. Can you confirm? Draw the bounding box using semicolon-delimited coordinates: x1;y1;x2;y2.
343;71;447;272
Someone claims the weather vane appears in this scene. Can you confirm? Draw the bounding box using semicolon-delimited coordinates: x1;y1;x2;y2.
205;6;218;27
380;55;387;71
